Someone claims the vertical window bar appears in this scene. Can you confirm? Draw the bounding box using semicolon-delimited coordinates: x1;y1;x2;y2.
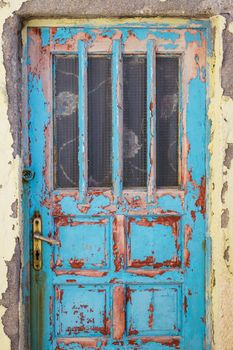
112;40;123;201
78;41;88;201
179;62;183;188
147;40;156;201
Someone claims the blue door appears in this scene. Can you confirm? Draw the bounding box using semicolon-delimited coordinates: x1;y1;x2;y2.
25;22;207;349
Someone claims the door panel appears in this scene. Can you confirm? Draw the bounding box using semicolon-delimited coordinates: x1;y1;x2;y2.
54;218;110;271
126;217;180;269
126;285;181;336
26;24;207;350
55;284;111;337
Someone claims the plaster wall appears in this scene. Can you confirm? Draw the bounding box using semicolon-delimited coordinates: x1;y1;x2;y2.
0;1;233;349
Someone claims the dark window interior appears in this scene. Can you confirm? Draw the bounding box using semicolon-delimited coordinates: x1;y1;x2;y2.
54;55;79;188
123;55;147;188
88;56;112;188
156;56;179;187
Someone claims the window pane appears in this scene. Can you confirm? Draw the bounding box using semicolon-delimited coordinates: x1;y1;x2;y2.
123;55;147;188
156;57;179;187
88;56;112;187
54;55;79;188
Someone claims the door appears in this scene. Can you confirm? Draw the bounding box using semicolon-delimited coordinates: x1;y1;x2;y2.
25;23;207;349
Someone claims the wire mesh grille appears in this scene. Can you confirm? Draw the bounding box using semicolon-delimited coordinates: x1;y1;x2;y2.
123;55;147;188
88;56;112;188
54;55;79;188
156;56;179;187
53;54;178;190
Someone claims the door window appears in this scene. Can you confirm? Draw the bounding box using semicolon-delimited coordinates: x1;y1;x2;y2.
53;52;179;190
54;55;79;188
123;55;147;188
87;55;112;188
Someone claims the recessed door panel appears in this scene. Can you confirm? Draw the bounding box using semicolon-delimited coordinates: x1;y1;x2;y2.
55;284;111;337
54;218;110;270
126;285;181;336
127;216;181;269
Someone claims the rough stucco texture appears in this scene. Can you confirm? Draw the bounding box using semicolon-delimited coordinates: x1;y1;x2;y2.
0;1;233;350
14;0;233;18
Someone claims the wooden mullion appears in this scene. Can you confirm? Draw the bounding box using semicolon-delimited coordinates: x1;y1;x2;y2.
112;39;123;202
147;39;156;202
78;40;88;202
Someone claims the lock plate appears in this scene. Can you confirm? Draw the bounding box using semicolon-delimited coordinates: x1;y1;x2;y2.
32;211;42;271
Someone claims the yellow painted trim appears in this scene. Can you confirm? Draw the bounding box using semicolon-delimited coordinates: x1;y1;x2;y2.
207;15;225;347
23;17;209;28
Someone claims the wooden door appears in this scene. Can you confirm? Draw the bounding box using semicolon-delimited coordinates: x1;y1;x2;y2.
25;23;207;349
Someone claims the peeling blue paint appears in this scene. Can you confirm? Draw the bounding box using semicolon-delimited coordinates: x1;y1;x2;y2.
78;40;88;201
158;195;183;213
102;29;116;38
152;30;180;43
112;39;122;199
185;31;202;47
163;43;179;50
129;219;178;264
60;197;78;215
41;28;50;47
186;70;206;184
28;74;47;198
129;28;148;40
26;24;208;350
28;70;53;350
147;39;156;201
53;27;80;44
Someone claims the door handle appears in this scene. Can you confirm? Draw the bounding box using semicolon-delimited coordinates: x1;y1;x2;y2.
32;211;60;271
33;233;60;246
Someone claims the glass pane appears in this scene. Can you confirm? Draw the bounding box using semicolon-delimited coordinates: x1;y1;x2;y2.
123;55;147;188
156;57;179;187
54;55;79;188
88;56;112;187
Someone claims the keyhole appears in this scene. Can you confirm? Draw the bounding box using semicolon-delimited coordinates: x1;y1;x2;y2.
35;249;40;261
33;213;42;271
35;219;40;232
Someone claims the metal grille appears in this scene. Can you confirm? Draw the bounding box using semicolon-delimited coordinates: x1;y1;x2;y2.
88;56;112;188
156;56;179;187
54;55;79;188
123;55;147;188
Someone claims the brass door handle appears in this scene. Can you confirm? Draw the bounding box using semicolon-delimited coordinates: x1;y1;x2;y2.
32;211;60;271
33;233;60;246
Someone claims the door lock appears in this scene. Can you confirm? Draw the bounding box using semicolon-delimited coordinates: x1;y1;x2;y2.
22;168;35;182
32;211;60;271
32;211;42;271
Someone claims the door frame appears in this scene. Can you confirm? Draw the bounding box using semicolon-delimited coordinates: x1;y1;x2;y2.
21;17;212;349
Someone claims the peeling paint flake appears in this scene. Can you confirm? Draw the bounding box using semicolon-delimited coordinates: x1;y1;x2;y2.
223;143;233;169
185;31;202;47
53;27;80;44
